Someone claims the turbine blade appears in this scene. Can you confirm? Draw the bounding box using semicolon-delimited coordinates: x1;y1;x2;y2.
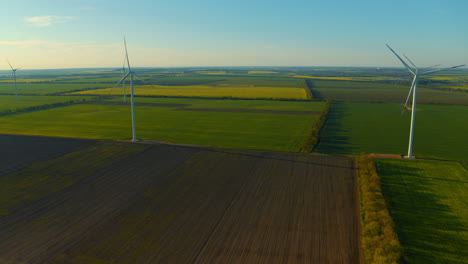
420;64;466;76
404;54;419;70
422;64;440;70
6;59;14;70
403;76;417;109
113;72;130;88
124;36;131;71
386;44;416;75
132;73;146;83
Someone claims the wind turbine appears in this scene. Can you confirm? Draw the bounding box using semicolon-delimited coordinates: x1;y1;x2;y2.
112;37;148;142
6;60;20;101
386;44;465;159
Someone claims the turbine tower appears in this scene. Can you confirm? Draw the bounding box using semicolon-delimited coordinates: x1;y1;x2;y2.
386;44;465;159
113;37;148;142
7;60;20;101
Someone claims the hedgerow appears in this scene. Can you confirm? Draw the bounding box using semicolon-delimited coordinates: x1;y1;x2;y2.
300;99;330;153
357;155;402;264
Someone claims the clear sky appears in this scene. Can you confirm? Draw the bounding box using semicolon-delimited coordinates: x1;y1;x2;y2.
1;0;467;69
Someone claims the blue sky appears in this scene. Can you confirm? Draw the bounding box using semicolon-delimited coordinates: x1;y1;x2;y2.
1;0;467;69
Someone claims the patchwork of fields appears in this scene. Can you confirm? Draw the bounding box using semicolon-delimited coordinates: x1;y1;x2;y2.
1;67;467;262
0;134;360;263
376;159;468;263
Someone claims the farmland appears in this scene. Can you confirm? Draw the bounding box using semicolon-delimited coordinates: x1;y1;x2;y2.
0;134;360;263
0;82;111;95
306;79;468;104
0;95;94;114
0;67;467;262
317;102;468;161
0;100;323;152
70;84;308;100
376;159;468;263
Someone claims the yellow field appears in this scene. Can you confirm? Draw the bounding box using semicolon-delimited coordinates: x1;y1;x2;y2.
248;71;278;74
428;76;468;82
69;85;307;99
0;79;55;83
292;75;391;81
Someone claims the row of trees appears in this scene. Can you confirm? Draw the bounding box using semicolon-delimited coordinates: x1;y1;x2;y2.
357;155;402;264
300;99;330;153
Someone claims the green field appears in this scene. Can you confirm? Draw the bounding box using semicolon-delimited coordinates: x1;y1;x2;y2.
0;100;322;152
376;159;468;263
0;83;111;95
307;79;468;104
0;95;93;113
108;97;325;111
317;102;468;161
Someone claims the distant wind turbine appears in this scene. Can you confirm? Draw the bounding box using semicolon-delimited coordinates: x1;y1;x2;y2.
386;44;465;159
6;60;20;101
112;37;149;142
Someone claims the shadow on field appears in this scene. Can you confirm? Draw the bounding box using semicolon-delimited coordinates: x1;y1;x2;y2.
377;162;468;263
305;80;324;99
315;102;356;154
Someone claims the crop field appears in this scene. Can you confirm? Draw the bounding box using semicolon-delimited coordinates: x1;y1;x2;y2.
0;78;56;83
0;141;147;216
317;102;468;161
376;159;468;263
210;77;306;88
0;95;93;113
306;79;468;104
0;134;95;177
0;82;111;95
0;134;360;263
248;70;278;74
0;100;323;152
108;97;325;111
69;84;308;100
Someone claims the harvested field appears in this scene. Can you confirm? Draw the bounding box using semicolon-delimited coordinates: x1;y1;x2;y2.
174;108;320;115
0;135;360;263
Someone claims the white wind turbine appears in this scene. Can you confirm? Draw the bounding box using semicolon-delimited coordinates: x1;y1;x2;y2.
386;44;465;159
113;37;149;142
6;60;20;101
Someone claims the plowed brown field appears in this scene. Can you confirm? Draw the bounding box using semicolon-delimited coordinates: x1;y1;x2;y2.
0;135;360;263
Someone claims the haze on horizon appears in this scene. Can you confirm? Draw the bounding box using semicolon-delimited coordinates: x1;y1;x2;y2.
2;0;467;70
